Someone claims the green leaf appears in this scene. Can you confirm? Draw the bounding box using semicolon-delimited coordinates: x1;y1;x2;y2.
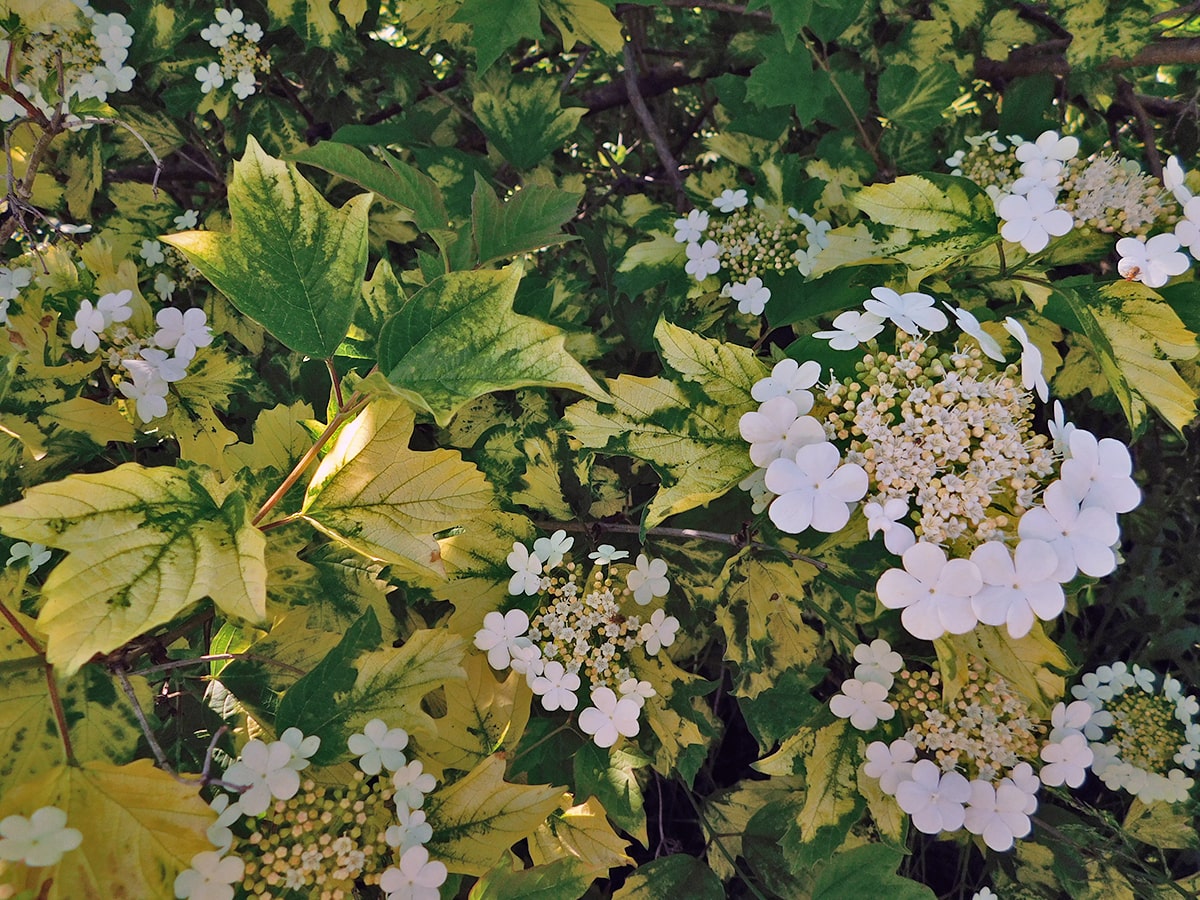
451;0;543;73
473;74;586;170
289;141;450;234
877;63;958;129
377;263;608;426
653;319;769;408
746;36;828;126
788;719;865;866
471;173;581;265
813;844;936;900
163;136;371;359
573;742;650;846
612;854;724;900
266;0;358;45
470;856;595;900
0;464;266;676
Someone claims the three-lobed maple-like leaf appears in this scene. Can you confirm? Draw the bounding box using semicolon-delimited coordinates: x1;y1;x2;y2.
376;263;608;426
0;760;215;900
301;398;495;575
163;136;371;359
0;463;266;675
528;796;635;874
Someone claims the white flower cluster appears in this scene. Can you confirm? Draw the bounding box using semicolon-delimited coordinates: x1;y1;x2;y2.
949;130;1196;290
0;2;136;123
1070;663;1199;804
67;287;213;424
742;288;1141;642
474;532;680;748
673;192;831;315
139;209;203;302
195;7;269;100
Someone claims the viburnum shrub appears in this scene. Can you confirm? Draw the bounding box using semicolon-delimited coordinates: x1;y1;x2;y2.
1;2;1199;899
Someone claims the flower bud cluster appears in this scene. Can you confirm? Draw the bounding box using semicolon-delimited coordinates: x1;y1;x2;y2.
195;7;270;100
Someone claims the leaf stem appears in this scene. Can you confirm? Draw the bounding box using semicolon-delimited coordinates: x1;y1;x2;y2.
0;597;76;764
675;775;769;900
326;357;345;410
133;652;307;677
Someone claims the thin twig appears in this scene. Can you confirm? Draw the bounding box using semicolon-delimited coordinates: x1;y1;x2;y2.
1115;77;1163;179
79;116;164;197
622;43;687;211
560;46;591;93
803;35;886;174
132;653;308;677
326;357;345;410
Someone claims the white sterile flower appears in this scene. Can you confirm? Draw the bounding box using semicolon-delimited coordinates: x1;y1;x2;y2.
713;188;748;212
223;739;300;816
969;539;1064;639
97;289;133;326
139;348;189;383
153;307;213;362
1131;663;1157;694
673;208;709;243
530;660;581;712
751;358;821;415
348;719;409;775
232;70;257;101
118;359;171;423
380;845;448;900
155;272;177;301
863;739;917;794
6;541;51;573
0;265;31;300
173;850;245;900
862;286;949;334
532;529;573;568
174;210;200;230
1017;481;1120;582
740;467;772;514
1002;317;1049;402
71;299;106;353
589;544;630;564
864;498;916;555
813;309;886;350
1116;233;1189;289
973;889;998;900
730;277;771;315
385;806;432;853
944;303;1005;362
640;608;680;656
740;400;823;467
765;442;868;534
829;678;894;731
196;62;225;93
619;678;656;707
1039;732;1093;788
216;7;246;34
200;22;228;47
877;542;982;640
1014;130;1079;181
140;238;165;266
1058;429;1141;515
505;542;542;596
1164;156;1192;205
684;239;721;280
0;806;82;867
243;21;264;42
1048;700;1095;742
279;726;320;771
996;188;1073;254
895;759;972;835
392;760;436;810
508;642;544;679
852;638;903;688
578;686;642;748
1048;401;1076;457
205;794;242;853
963;778;1033;851
474;609;532;669
1176;197;1200;257
1009;762;1041;814
626;553;670;605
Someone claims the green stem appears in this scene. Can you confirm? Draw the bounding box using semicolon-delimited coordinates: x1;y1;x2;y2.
676;775;769;900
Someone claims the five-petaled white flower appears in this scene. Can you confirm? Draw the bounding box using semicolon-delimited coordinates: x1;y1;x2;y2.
380;845;448;900
751;358;820;415
764;442;868;535
578;686;642;748
896;759;972;835
474;609;532;670
6;541;51;573
1164;156;1192;205
96;290;133;327
996;187;1073;254
505;543;543;596
118;359;171;423
0;265;31;301
196;62;225;94
944;302;1005;362
713;188;748;212
813;310;886;350
532;530;573;568
232;70;257;100
1175;196;1200;257
863;739;917;794
972;888;998;900
392;760;437;810
853;638;904;688
1116;233;1189;289
139;348;189;383
640;608;680;656
173;850;245;900
729;277;771;315
70;300;106;353
970;539;1065;639
877;542;982;640
673;208;709;243
963;778;1034;851
530;660;581;711
0;806;82;867
1003;317;1049;402
862;287;948;334
864;498;916;556
626;553;670;605
684;239;721;280
154;307;213;362
589;544;629;564
223;739;301;816
348;719;409;775
829;678;894;730
385;806;433;853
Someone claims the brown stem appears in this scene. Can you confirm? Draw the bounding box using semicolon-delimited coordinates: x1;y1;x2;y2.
976;37;1200;82
657;0;770;18
1114;77;1164;178
1;597;77;764
133;652;307;677
622;43;687;211
326;357;345;409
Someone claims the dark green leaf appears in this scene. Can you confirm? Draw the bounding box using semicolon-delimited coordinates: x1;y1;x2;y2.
471;173;581;265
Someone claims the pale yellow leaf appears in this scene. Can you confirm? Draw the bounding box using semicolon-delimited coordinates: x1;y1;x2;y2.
529;796;634;873
541;0;624;53
226;400;317;474
935;624;1068;718
794;719;861;843
703;777;803;880
40;397;136;445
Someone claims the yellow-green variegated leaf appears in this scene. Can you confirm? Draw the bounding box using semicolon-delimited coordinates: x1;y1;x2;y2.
377;263;608;426
529;796;634;874
653;319;769;408
540;0;625;53
473;72;586;170
0;760;215;900
302;399;495;575
935;624;1068;718
790;719;864;864
163;137;371;358
564;375;753;528
0;464;266;675
424;753;566;876
703;777;805;880
226;401;317;475
266;0;359;45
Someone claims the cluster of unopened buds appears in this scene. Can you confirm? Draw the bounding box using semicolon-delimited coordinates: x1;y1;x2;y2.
741;286;1141;641
949;129;1198;289
673;189;832;315
474;531;681;748
139;209;204;301
173;722;447;900
195;7;269;100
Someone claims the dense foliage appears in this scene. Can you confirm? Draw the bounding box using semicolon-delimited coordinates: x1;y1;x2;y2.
2;1;1200;898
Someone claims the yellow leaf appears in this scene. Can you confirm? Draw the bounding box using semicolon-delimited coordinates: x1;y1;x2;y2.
167;398;238;473
267;0;341;45
1123;798;1199;849
703;777;803;880
859;769;906;848
754;725;818;777
40;397;136;445
266;538;397;639
529;796;634;874
226;401;317;474
510;436;574;519
794;719;862;845
541;0;624;54
3;0;82;30
422;653;532;777
337;0;367;26
653;319;768;408
302;399;495;576
0;760;215;900
0;463;266;675
425;754;566;876
935;624;1068;718
631;652;718;779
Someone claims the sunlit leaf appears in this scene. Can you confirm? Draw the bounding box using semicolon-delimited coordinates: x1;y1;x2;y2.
935;624;1068;718
529;796;634;874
